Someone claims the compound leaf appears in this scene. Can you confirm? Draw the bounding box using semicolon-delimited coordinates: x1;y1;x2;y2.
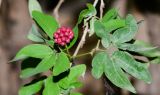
112;51;152;83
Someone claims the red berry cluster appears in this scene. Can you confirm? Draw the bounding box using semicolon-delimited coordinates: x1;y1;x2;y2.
54;27;74;46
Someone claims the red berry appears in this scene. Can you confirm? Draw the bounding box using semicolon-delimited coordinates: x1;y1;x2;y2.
61;27;66;32
54;39;58;43
59;33;64;37
66;39;70;43
53;26;74;46
68;35;73;39
69;31;73;35
65;32;69;36
62;37;66;41
54;33;59;38
57;38;62;43
60;42;65;46
66;28;71;32
57;30;61;34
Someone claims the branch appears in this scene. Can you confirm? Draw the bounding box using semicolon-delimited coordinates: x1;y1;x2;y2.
93;0;99;7
73;23;89;57
72;0;100;58
53;0;65;22
100;0;105;19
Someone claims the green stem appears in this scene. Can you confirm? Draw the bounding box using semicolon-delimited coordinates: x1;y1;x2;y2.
72;52;92;58
96;40;100;49
65;45;71;58
71;48;107;59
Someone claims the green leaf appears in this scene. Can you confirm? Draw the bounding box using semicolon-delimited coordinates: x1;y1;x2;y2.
77;3;96;24
92;52;135;93
102;19;126;32
86;3;97;17
14;44;53;61
133;40;160;57
126;14;138;32
46;40;54;47
70;3;96;48
77;9;89;24
19;81;43;95
117;43;157;54
68;4;96;48
130;40;160;64
112;27;129;43
53;52;71;76
43;77;60;95
89;17;96;37
67;25;78;49
32;11;59;39
112;51;152;84
102;8;118;22
94;20;111;48
104;60;136;93
101;37;110;48
112;14;138;43
58;77;70;89
103;52;136;93
150;57;160;64
94;20;109;38
70;92;83;95
70;81;83;88
91;52;106;79
27;24;44;42
68;64;86;81
20;53;56;78
58;65;86;89
28;0;42;18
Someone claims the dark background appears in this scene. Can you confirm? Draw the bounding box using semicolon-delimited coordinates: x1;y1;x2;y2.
0;0;160;95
